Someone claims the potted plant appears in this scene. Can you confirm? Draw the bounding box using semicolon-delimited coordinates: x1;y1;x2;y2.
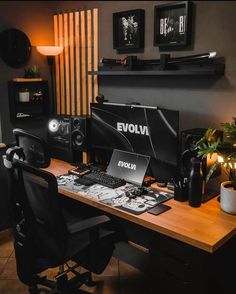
24;65;40;78
196;118;236;214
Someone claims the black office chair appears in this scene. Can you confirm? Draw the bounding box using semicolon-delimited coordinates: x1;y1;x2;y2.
13;128;51;168
4;129;118;293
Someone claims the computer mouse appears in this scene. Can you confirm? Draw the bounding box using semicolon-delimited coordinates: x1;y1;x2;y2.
138;204;145;208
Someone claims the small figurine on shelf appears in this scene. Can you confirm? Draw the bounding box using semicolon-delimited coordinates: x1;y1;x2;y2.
32;90;43;101
24;65;40;78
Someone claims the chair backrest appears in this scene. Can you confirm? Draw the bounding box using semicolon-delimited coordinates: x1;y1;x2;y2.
13;128;50;168
14;159;68;266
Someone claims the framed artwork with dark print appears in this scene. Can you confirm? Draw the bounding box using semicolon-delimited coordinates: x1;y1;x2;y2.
113;9;145;53
154;1;192;50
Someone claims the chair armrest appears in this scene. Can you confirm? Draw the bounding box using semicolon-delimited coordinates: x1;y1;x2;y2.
67;215;110;234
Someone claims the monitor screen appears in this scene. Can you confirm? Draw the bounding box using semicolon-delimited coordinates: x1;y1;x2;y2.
91;103;179;180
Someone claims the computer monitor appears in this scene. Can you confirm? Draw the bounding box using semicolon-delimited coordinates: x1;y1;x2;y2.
90;102;179;181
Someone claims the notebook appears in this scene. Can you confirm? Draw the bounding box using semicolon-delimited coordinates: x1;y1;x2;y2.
107;149;150;187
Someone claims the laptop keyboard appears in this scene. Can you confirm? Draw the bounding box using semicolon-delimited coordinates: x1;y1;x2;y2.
83;170;126;189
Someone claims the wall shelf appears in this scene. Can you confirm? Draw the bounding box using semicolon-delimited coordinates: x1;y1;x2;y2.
8;80;49;122
89;62;225;76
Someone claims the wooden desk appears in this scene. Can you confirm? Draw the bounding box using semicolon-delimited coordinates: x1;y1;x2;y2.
45;159;236;254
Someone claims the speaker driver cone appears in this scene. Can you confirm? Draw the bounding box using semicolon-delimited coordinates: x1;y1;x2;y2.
73;119;81;129
72;130;84;148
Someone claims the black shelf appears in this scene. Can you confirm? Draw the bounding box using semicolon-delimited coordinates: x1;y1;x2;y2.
89;63;225;76
8;80;49;122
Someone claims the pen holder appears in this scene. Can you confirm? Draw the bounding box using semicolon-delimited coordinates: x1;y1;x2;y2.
174;183;189;202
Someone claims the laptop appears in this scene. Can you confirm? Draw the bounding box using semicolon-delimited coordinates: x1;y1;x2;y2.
107;149;150;187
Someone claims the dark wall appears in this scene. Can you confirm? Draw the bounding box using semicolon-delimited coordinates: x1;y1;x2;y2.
52;1;236;131
0;0;234;229
0;1;236;141
0;1;55;143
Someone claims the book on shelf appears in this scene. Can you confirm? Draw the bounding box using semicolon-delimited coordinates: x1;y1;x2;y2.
12;78;43;82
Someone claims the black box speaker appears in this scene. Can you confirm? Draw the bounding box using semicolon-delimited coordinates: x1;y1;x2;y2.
47;115;90;163
71;116;90;152
181;128;223;178
181;128;206;177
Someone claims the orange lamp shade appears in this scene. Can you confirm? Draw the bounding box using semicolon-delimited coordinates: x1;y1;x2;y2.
36;46;63;56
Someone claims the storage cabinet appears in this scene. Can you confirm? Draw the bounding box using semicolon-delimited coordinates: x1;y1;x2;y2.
148;233;236;294
149;233;207;294
8;80;49;122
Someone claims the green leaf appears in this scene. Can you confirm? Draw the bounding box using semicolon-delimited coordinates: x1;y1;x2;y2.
206;162;221;183
221;119;236;141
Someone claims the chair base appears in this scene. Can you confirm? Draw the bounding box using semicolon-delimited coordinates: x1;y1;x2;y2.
29;270;95;294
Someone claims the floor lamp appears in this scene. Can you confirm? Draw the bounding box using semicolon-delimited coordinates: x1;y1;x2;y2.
36;46;63;114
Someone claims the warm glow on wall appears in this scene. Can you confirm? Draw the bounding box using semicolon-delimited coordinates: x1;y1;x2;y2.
36;46;63;56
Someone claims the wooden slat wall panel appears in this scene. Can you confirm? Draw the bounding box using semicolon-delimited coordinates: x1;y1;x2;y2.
93;8;99;103
80;11;87;115
53;15;60;114
64;13;70;115
69;12;75;116
87;10;92;115
58;14;65;115
54;8;98;116
74;11;81;116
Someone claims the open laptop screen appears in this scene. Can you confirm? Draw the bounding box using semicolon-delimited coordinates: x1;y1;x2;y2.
107;149;150;187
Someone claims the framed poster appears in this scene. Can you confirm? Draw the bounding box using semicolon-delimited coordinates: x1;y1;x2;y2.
113;9;145;53
154;1;192;50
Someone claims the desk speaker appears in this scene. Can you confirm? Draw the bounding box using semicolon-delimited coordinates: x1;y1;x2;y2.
181;128;223;177
71;116;90;152
47;115;90;163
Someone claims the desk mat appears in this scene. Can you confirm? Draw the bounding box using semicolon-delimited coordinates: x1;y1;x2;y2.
57;174;173;215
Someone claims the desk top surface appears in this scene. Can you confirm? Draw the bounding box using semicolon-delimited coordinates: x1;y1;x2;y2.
46;159;236;253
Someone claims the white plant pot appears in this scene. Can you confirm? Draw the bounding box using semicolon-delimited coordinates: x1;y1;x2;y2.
220;181;236;214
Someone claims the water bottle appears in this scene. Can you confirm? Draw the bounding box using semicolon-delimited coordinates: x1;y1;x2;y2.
188;158;203;207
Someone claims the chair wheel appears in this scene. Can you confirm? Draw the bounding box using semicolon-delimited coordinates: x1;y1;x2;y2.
85;279;97;287
84;273;96;287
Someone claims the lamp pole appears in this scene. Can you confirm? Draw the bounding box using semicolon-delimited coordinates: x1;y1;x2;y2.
47;56;55;114
36;46;63;115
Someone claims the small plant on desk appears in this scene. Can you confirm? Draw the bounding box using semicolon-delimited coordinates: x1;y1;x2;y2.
196;118;236;214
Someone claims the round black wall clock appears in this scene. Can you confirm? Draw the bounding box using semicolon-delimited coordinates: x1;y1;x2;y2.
0;28;31;68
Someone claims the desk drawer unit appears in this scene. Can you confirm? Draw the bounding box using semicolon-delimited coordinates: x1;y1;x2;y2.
149;233;236;294
149;234;209;294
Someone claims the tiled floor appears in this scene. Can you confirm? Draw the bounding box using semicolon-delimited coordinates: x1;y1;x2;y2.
0;230;148;294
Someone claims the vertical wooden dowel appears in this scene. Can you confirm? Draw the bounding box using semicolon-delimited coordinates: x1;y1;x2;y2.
64;13;70;115
80;10;87;115
75;11;81;116
69;12;75;116
59;13;65;115
93;8;99;102
54;14;61;115
87;10;92;114
54;8;99;117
